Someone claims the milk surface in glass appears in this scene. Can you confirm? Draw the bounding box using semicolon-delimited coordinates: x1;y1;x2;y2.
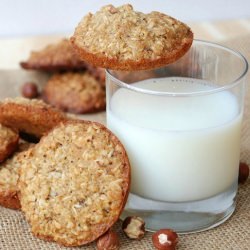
107;77;242;202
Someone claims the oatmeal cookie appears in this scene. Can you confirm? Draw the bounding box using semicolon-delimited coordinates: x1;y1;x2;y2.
0;142;33;209
19;120;130;246
86;65;106;87
0;98;67;138
20;39;86;71
42;72;106;114
71;4;193;71
0;124;19;163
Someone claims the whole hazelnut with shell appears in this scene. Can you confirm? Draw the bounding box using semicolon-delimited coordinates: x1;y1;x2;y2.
21;82;39;99
96;230;120;250
152;229;178;250
238;162;249;184
122;216;145;239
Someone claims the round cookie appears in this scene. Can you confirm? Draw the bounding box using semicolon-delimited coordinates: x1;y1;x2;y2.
0;142;33;209
19;120;130;246
71;4;193;71
42;72;106;114
20;39;86;71
0;98;67;138
0;124;19;163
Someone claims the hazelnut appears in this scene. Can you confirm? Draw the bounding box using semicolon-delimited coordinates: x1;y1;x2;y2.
152;229;178;250
238;162;249;184
96;230;120;250
21;82;39;99
122;216;145;239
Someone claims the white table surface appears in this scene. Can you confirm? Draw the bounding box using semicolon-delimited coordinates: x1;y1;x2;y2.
0;0;250;37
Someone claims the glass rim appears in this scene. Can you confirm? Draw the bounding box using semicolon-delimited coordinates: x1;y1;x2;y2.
106;39;248;97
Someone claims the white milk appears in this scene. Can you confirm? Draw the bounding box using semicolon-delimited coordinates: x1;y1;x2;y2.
107;78;242;202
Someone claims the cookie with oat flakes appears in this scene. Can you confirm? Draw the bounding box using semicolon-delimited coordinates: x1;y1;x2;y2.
20;39;86;71
19;120;130;246
42;72;106;114
71;4;193;71
0;142;33;210
0;124;19;163
0;98;67;138
86;65;106;87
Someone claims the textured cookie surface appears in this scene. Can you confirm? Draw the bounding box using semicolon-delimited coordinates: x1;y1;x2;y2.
0;124;19;163
0;98;67;138
86;65;106;87
0;142;33;209
42;72;106;114
20;39;86;71
71;4;193;71
19;120;130;246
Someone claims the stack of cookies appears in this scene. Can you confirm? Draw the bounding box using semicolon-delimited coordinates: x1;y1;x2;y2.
0;97;67;209
0;98;67;211
71;4;193;71
0;97;130;247
20;39;106;114
0;3;193;248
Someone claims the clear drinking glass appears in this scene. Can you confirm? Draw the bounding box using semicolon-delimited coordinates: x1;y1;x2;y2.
106;40;248;233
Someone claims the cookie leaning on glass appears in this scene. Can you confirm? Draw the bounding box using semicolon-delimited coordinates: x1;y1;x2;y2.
71;4;193;71
18;120;130;246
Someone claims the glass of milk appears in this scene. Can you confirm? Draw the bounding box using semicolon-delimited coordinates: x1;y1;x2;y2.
106;40;248;233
